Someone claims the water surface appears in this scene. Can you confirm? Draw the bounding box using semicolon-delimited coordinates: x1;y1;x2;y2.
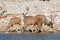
0;32;60;40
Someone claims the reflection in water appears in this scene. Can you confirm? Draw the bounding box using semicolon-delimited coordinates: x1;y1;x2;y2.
0;32;60;40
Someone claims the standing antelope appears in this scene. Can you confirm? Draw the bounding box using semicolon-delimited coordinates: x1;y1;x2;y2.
35;14;53;29
22;13;40;29
8;17;21;27
6;14;22;29
22;5;43;32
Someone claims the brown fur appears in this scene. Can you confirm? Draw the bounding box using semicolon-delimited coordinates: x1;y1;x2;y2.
35;14;46;24
35;15;44;29
24;16;39;26
9;17;21;26
35;14;51;27
22;13;42;29
23;15;43;31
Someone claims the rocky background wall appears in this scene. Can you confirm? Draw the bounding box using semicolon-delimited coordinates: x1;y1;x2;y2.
0;0;60;32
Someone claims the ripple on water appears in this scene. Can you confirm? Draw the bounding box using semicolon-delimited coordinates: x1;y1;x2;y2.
0;32;60;40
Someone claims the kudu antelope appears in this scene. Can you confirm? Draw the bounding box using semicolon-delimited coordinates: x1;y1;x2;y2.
23;5;39;27
8;17;21;27
7;14;22;28
22;13;40;28
35;14;53;28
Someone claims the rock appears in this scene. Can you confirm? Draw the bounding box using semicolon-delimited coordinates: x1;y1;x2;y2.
0;26;7;32
16;31;22;34
53;30;58;33
49;28;54;33
53;24;60;32
5;31;9;34
6;24;23;33
25;25;38;33
41;25;50;32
